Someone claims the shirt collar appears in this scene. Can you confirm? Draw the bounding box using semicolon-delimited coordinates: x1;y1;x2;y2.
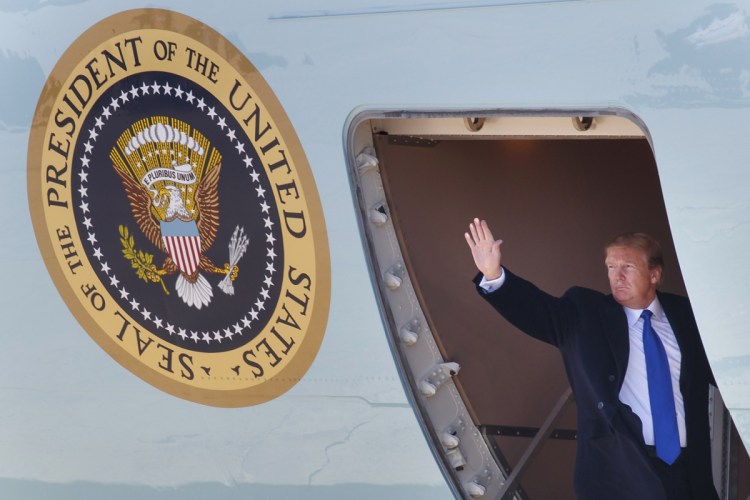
623;296;664;328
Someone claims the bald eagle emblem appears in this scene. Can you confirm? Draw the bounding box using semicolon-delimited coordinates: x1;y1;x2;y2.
110;118;248;309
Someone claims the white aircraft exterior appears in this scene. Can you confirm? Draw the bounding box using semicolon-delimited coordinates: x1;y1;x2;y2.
2;1;750;498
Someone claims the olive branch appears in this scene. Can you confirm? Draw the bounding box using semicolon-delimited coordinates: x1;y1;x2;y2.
119;225;169;295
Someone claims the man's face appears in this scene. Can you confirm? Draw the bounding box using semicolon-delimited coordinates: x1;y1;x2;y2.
605;245;661;309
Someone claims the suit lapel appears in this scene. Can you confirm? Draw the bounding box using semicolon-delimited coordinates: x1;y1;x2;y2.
601;297;650;444
602;297;630;383
658;292;692;391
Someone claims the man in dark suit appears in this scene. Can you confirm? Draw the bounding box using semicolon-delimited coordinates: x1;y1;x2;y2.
464;218;717;500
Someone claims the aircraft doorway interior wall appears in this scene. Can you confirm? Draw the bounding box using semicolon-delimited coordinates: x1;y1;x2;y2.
350;113;750;499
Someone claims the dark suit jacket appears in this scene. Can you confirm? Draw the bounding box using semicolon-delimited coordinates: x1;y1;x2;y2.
475;269;717;500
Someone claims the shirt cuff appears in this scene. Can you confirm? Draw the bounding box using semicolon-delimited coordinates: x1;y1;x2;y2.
479;268;505;293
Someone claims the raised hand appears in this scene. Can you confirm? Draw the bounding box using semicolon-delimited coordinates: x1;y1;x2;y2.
464;218;503;280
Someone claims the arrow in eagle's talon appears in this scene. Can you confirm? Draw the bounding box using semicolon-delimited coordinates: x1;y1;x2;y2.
219;225;249;295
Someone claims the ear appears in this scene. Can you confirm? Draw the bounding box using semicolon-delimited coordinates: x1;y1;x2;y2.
650;266;662;285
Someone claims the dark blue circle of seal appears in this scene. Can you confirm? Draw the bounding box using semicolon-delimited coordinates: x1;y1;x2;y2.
71;71;284;354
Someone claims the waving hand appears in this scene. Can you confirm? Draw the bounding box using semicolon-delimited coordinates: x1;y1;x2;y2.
464;218;503;280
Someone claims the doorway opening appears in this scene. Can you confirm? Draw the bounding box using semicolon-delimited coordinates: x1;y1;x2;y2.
346;110;749;499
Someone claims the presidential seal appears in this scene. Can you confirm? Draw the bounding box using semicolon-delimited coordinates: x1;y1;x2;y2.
27;9;330;406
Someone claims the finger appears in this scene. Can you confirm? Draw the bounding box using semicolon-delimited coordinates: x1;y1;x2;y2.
469;220;480;244
473;218;487;242
492;239;503;252
480;219;494;242
464;232;475;248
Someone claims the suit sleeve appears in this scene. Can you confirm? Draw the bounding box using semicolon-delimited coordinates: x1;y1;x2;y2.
473;268;579;347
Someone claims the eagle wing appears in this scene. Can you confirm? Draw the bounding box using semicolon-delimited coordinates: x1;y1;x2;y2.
195;162;222;250
113;166;165;253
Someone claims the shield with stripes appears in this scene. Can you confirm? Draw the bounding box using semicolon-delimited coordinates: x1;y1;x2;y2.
160;219;202;276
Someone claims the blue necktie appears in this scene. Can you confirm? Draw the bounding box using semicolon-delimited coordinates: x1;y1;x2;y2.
641;309;681;464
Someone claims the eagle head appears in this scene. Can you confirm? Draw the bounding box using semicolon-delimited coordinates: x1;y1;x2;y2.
158;185;193;222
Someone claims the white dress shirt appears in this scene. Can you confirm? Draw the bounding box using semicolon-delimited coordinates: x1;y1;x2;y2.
620;299;686;447
479;269;686;447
